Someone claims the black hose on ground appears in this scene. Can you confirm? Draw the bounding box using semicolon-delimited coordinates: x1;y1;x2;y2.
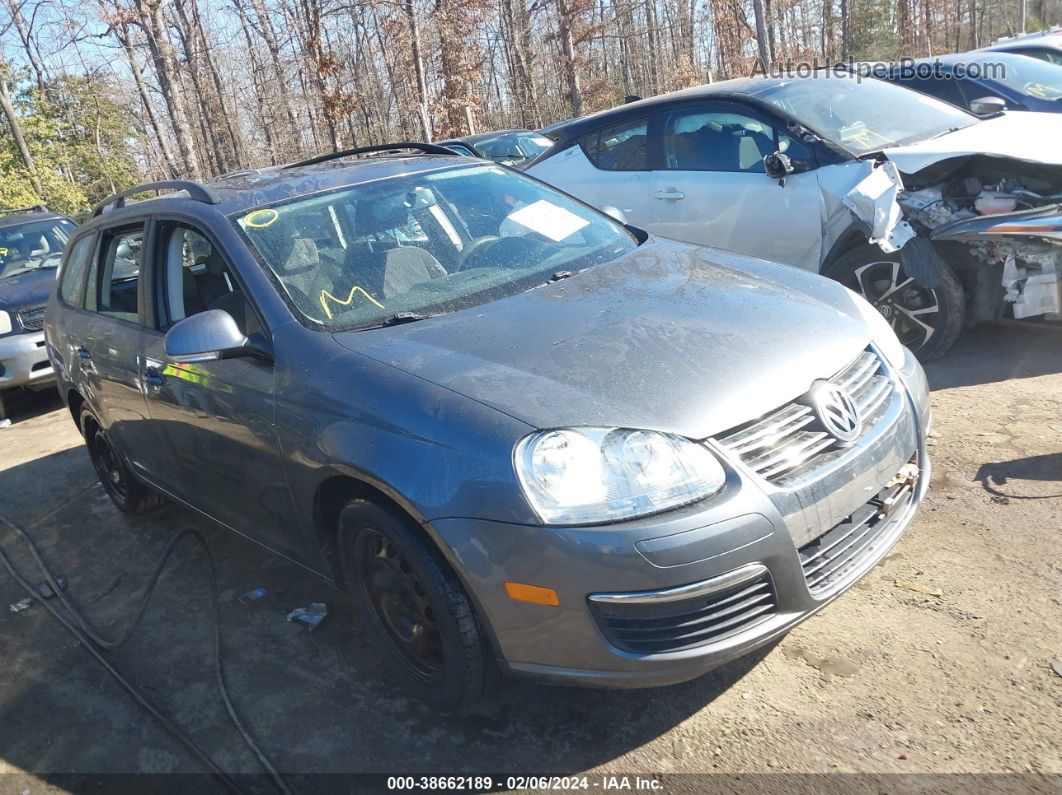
0;514;291;795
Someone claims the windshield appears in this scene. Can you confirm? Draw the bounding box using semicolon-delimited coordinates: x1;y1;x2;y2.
474;133;554;166
236;164;637;330
760;74;978;154
0;218;76;279
978;53;1062;100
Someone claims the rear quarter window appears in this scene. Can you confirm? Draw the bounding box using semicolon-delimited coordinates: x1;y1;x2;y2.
579;117;649;171
59;234;96;307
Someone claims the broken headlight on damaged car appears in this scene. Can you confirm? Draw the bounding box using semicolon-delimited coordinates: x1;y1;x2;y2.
515;428;726;525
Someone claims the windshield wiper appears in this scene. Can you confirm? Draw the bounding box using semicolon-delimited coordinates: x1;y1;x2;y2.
547;270;573;283
379;311;434;327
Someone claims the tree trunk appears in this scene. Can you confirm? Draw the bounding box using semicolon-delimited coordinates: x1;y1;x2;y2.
248;0;301;147
2;0;49;93
752;0;772;72
135;0;201;178
557;0;582;116
0;69;40;192
404;0;432;140
117;26;181;177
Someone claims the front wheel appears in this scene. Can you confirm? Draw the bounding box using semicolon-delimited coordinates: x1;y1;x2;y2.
825;246;965;361
338;499;487;712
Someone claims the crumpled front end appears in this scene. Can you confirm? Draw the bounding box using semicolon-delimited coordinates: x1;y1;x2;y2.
899;161;1062;323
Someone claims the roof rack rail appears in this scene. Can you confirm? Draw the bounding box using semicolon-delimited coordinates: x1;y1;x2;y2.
0;205;49;216
283;142;458;169
91;180;222;218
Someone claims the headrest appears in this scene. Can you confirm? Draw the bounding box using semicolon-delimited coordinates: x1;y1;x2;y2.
280;238;319;275
354;187;437;237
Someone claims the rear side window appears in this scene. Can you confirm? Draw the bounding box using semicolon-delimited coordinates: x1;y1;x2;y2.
580;118;648;171
88;226;144;322
889;75;967;109
59;235;96;307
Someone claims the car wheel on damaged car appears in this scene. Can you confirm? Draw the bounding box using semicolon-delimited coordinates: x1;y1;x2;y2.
825;247;966;361
529;71;1062;359
46;145;931;710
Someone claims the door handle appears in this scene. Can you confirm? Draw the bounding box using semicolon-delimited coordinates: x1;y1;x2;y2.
653;189;686;200
77;347;92;360
143;366;164;387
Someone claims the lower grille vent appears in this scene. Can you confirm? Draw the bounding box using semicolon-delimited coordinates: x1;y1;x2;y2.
589;568;777;654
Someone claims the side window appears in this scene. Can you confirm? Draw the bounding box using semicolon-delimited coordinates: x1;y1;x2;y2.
89;227;144;321
580;118;648;171
59;234;96;307
900;76;967;108
662;108;777;173
160;224;260;337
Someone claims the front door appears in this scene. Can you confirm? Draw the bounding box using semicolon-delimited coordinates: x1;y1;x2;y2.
648;103;825;272
140;221;301;558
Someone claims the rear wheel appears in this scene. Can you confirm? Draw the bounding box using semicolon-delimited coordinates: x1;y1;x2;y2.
338;499;487;712
81;407;165;515
825;246;965;361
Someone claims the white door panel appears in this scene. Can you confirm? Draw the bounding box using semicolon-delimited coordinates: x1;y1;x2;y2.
648;169;824;271
528;146;654;227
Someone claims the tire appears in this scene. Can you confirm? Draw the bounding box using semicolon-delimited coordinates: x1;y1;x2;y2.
824;246;965;361
338;499;487;712
80;407;166;515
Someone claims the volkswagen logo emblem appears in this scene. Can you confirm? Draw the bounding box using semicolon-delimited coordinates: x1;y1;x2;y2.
806;381;863;445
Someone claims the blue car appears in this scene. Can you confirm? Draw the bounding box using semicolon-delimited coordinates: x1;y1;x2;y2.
884;52;1062;113
0;206;76;418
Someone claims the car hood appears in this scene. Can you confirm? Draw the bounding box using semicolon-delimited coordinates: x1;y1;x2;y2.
333;240;873;439
881;111;1062;173
0;268;55;311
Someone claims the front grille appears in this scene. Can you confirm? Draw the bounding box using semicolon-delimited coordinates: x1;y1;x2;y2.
799;469;917;596
715;349;893;486
589;569;777;654
16;305;45;331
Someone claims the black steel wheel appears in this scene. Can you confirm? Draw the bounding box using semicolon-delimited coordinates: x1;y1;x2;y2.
80;406;166;515
338;499;487;711
826;246;965;361
356;527;444;681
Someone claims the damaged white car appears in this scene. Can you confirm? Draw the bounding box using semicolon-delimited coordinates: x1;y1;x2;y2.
529;72;1062;359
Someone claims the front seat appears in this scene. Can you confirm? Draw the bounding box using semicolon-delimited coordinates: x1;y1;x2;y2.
379;247;447;299
352;198;447;300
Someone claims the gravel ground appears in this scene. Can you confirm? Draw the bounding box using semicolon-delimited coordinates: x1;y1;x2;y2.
0;323;1059;792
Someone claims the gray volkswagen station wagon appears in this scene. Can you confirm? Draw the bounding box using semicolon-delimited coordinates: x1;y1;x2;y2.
46;143;931;710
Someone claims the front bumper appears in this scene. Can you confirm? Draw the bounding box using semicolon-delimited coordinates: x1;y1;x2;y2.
429;347;931;688
0;331;54;391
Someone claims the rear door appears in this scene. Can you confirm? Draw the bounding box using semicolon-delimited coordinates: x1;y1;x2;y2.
140;219;301;557
528;115;656;227
75;222;177;489
647;101;825;271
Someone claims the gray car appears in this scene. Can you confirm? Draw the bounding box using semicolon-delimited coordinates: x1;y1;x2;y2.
46;145;931;710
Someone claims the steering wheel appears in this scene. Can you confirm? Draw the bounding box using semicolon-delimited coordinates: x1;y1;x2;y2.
456;236;502;271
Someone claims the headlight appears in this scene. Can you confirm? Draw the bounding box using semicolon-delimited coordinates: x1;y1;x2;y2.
0;310;11;336
514;428;726;525
848;288;905;369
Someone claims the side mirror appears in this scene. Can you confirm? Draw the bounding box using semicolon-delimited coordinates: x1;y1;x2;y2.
165;309;254;364
763;151;795;185
969;96;1007;115
601;205;628;224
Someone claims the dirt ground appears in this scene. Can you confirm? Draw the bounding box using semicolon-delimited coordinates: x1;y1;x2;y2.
1;323;1059;792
